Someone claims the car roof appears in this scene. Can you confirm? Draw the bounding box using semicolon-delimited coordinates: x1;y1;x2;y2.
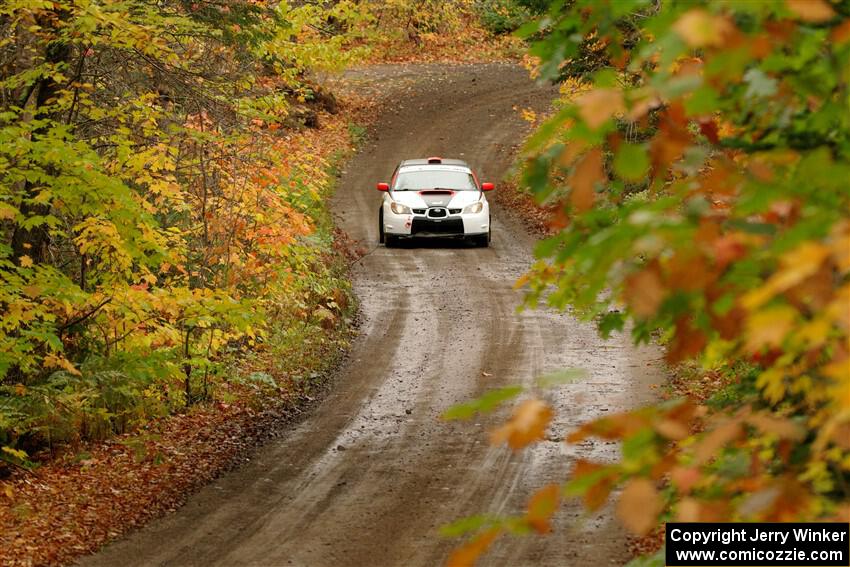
399;157;469;168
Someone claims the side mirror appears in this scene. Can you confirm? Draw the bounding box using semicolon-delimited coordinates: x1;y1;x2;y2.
376;182;390;192
481;182;495;191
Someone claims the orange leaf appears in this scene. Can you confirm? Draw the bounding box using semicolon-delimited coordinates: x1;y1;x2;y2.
490;399;553;450
651;105;692;171
747;413;805;440
671;467;701;494
526;484;561;534
666;316;707;363
568;148;604;213
576;89;624;129
654;418;689;440
831;19;850;43
625;265;666;318
616;478;663;535
786;0;836;22
693;419;743;465
568;412;650;443
672;9;735;48
445;528;501;567
585;476;614;511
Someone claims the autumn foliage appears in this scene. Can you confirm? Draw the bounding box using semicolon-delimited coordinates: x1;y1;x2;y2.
448;0;850;564
0;0;372;466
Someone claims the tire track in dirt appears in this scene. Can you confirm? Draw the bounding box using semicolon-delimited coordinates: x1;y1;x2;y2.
80;63;663;567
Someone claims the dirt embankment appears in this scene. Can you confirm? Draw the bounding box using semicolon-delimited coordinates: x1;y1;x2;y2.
79;63;664;567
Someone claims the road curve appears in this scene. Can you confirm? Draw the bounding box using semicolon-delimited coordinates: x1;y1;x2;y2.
80;63;663;567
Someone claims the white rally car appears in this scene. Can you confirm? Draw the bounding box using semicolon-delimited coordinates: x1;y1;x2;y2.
377;157;494;247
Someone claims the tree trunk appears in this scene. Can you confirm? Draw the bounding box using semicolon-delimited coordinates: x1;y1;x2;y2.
10;21;71;265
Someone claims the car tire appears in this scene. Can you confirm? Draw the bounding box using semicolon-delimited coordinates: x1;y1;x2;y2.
385;235;398;248
473;231;490;248
378;210;385;244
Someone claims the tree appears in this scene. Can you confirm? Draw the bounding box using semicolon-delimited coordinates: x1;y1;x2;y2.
448;0;850;563
0;0;365;458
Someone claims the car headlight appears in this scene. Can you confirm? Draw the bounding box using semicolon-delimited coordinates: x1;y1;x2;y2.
390;202;411;214
463;201;484;214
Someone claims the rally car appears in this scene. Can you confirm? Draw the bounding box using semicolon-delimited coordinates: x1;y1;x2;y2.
376;157;493;247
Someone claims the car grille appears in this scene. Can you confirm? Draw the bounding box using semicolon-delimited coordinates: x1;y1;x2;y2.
411;207;461;216
411;217;464;235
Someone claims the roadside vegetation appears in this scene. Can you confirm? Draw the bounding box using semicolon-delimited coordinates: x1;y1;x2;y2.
0;0;524;564
6;0;847;566
446;1;850;565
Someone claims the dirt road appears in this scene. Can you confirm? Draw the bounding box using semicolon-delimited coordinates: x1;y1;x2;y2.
81;63;662;567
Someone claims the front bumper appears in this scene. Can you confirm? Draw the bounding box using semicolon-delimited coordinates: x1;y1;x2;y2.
383;207;489;237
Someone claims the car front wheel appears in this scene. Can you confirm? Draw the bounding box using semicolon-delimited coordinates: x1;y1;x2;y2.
472;231;490;248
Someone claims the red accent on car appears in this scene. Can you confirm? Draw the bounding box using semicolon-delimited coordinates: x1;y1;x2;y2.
427;156;442;164
376;182;390;191
481;182;495;191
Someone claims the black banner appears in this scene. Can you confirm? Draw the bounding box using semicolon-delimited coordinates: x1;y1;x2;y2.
666;522;849;566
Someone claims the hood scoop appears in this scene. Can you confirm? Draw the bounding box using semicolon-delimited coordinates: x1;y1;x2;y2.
419;190;454;207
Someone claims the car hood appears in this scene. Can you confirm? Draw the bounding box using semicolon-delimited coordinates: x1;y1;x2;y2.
390;190;481;208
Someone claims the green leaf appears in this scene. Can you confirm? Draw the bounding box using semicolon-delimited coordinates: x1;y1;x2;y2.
613;143;649;182
536;368;588;388
442;386;523;420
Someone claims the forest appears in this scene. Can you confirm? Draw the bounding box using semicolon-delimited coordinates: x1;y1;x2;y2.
1;0;848;566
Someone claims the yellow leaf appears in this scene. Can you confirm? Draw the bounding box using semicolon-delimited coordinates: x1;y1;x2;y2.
830;221;850;274
616;478;662;535
756;366;787;404
44;354;81;376
0;203;17;220
576;89;624;129
796;317;831;349
672;9;735;48
744;306;797;352
19;255;33;268
677;497;701;522
742;242;830;310
786;0;836;22
490;398;553;451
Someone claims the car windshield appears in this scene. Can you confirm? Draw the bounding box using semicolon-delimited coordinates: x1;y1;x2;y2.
394;169;478;191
